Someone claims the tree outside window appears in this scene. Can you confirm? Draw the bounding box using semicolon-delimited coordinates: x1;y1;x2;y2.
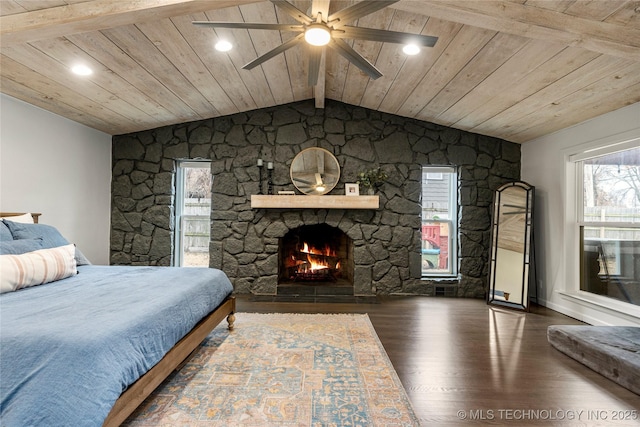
580;147;640;305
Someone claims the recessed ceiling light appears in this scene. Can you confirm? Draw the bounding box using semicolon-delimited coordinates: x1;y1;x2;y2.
71;64;93;76
215;40;233;52
402;44;420;55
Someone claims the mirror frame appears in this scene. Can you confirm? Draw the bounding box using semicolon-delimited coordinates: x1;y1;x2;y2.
487;181;536;311
290;147;341;195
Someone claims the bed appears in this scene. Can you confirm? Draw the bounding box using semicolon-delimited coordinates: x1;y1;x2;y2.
0;213;236;426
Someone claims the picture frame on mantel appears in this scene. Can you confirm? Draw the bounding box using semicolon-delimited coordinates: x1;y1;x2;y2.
345;183;359;196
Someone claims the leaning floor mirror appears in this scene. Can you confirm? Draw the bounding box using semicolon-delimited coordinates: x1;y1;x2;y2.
487;181;536;311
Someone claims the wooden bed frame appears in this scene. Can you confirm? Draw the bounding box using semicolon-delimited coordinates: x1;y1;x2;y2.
103;297;236;426
1;212;236;426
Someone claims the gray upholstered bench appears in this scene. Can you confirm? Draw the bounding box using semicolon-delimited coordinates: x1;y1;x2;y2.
547;325;640;395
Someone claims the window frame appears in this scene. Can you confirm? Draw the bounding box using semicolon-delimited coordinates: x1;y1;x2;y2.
573;140;639;230
566;136;640;311
173;160;212;267
421;166;458;278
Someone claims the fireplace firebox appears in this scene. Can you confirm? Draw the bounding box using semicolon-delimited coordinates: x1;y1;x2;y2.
278;224;353;287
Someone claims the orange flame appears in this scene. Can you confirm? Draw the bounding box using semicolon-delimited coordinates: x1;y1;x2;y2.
299;241;335;272
301;242;335;256
306;254;329;271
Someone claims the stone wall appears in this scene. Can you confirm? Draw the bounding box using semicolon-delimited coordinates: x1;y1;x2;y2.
111;100;520;297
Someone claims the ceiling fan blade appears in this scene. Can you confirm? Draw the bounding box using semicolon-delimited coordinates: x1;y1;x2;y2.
327;38;383;80
243;33;305;70
271;0;313;25
311;0;330;20
294;180;313;185
193;21;304;32
293;178;314;187
336;26;438;47
328;0;398;28
307;46;323;86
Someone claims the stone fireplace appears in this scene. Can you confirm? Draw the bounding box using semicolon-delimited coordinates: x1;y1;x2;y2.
224;207;388;297
279;224;354;290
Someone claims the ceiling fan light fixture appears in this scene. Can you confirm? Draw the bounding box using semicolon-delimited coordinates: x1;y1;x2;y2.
215;40;233;52
194;1;439;85
403;44;420;55
305;24;331;46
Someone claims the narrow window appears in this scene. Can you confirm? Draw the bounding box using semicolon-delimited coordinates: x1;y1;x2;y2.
421;166;458;277
174;161;212;267
577;146;639;305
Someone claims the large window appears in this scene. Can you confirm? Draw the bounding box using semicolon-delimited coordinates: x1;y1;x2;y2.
421;166;457;277
576;145;640;306
174;161;212;267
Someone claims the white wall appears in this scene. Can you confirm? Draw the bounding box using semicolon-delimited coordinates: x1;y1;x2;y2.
522;102;640;326
494;248;527;298
0;94;112;264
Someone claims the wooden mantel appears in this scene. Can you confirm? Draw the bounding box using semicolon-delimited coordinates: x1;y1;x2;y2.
251;195;379;209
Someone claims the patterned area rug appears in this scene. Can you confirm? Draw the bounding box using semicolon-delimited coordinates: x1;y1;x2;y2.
124;313;419;426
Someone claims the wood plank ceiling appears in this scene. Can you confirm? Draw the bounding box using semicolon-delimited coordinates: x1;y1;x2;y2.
1;0;639;143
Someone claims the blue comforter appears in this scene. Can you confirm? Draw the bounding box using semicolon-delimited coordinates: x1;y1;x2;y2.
0;265;233;427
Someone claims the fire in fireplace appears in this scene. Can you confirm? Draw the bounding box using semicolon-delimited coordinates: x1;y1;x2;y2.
278;224;353;285
288;241;341;281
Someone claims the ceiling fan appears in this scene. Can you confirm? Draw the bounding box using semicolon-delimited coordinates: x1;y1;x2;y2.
193;0;438;86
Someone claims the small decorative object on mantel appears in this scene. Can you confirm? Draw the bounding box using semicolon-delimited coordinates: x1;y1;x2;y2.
345;183;359;196
257;158;264;194
267;162;274;195
357;167;388;195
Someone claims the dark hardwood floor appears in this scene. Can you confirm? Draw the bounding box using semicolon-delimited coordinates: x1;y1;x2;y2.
235;295;640;426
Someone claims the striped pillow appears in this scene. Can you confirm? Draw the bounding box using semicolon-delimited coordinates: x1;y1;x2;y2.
0;244;77;294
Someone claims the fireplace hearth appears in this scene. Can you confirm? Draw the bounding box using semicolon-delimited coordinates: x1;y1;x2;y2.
278;224;353;289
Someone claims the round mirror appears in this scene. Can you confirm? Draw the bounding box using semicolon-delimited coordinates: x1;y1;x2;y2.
290;147;340;195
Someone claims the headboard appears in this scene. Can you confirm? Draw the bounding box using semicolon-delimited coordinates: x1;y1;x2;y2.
0;212;41;223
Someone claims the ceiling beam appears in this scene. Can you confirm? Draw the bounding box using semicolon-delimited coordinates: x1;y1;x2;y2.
393;0;640;61
314;48;326;109
0;0;259;46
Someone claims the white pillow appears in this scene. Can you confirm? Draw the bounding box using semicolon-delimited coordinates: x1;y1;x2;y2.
0;213;34;224
0;244;77;293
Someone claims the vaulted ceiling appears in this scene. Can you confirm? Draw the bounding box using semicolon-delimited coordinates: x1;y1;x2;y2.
1;0;639;143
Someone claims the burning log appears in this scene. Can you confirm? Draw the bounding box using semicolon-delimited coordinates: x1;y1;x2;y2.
298;252;339;268
284;241;343;283
294;269;337;282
